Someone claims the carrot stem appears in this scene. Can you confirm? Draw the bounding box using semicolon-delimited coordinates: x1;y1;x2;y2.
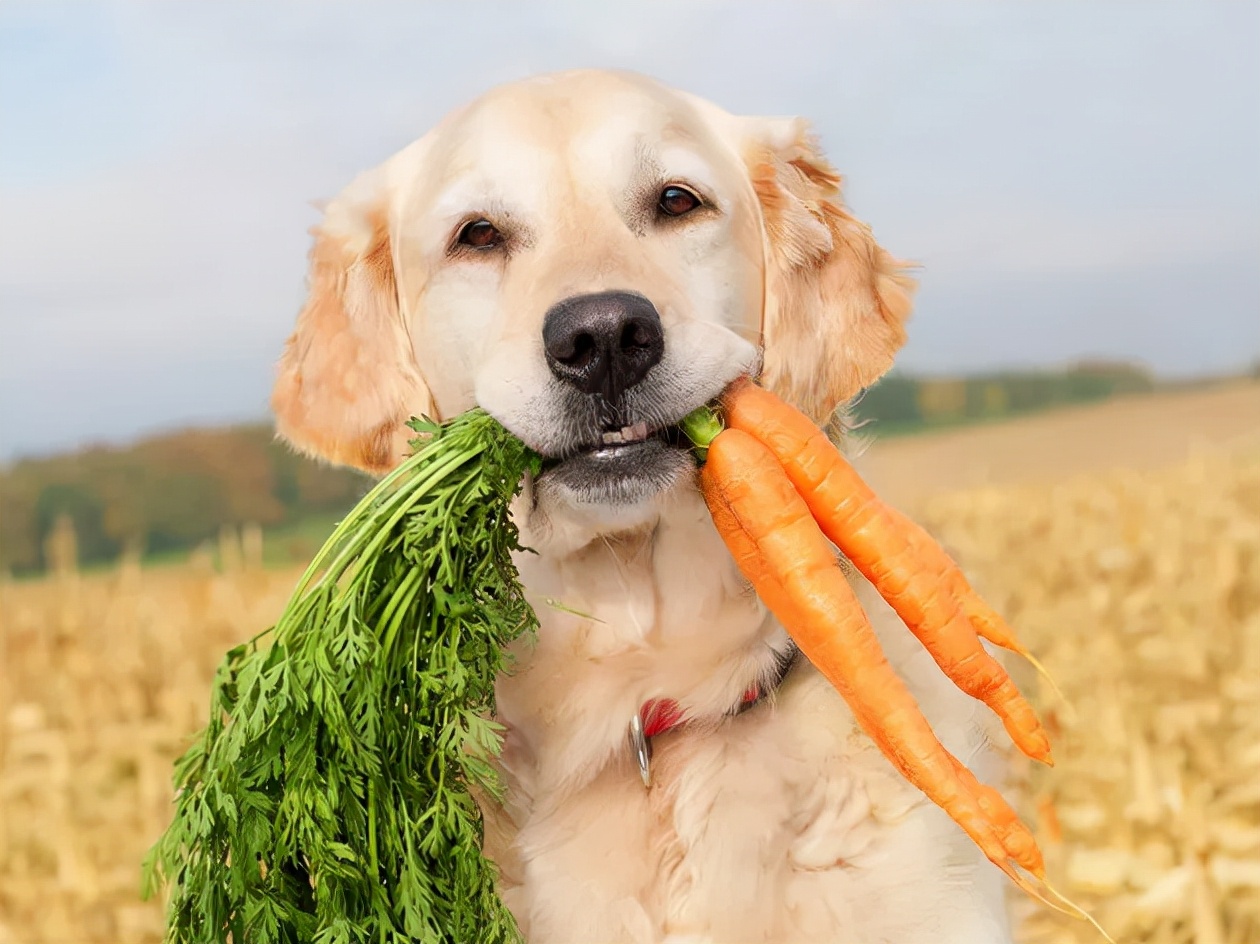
679;404;724;458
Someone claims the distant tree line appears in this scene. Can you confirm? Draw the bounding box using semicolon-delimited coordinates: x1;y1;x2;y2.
0;425;370;574
0;362;1161;575
850;361;1156;431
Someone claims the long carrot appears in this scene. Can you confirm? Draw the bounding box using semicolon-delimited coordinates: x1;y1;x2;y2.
699;428;1044;881
721;379;1053;765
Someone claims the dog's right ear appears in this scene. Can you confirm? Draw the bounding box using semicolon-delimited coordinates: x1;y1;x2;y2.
271;169;433;475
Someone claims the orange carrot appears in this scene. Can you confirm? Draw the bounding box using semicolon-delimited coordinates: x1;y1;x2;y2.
724;379;1029;649
721;379;1052;765
875;504;1034;659
700;428;1045;880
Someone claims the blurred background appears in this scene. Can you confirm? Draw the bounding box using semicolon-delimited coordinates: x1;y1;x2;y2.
1;3;1257;943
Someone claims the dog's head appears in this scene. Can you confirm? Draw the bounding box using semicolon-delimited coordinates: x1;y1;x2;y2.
272;70;914;533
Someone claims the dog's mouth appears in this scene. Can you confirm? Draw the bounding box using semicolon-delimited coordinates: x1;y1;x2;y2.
559;419;691;461
536;418;696;506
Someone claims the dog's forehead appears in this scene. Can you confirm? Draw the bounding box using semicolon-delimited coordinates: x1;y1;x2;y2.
468;71;702;134
429;73;728;183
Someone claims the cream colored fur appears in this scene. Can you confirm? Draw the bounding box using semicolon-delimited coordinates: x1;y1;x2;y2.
271;69;1015;943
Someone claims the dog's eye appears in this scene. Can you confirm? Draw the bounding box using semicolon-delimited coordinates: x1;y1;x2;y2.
457;219;504;249
658;186;702;218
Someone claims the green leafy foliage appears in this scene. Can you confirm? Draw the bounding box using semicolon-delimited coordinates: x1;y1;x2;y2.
852;362;1157;433
0;424;369;574
143;409;542;944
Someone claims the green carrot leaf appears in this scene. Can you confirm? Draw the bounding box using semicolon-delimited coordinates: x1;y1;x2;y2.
145;409;541;944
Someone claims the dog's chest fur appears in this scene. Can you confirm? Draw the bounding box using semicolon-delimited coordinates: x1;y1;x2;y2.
480;485;1015;944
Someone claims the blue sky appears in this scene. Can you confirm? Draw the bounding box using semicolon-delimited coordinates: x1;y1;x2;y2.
1;2;1257;460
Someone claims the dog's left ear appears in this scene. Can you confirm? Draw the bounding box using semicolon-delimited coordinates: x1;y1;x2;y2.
743;117;916;423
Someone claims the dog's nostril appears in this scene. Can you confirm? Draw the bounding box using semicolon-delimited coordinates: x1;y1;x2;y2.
548;330;598;368
623;320;654;350
566;333;597;367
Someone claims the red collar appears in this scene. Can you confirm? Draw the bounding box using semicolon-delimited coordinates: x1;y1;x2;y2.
629;643;798;788
639;684;763;739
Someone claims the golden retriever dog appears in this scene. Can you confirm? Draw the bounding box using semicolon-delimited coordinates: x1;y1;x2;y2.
271;69;1015;943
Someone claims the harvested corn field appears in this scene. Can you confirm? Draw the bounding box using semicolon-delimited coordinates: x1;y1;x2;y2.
921;440;1260;944
0;556;306;944
1;386;1258;943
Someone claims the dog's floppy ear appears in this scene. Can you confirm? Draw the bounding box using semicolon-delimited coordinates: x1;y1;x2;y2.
744;117;916;423
271;169;433;475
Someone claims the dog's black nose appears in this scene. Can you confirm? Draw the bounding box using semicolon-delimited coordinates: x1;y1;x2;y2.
542;291;664;400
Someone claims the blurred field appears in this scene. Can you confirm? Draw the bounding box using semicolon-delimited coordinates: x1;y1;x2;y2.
1;382;1258;943
857;380;1260;507
925;440;1260;944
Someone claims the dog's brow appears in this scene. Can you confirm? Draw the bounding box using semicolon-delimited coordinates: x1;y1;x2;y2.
432;185;516;225
633;140;665;180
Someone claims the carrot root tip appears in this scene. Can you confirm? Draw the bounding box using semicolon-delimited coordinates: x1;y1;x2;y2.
1037;875;1116;944
1023;651;1073;711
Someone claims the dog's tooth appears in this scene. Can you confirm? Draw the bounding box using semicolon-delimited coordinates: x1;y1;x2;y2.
602;431;623;444
621;422;649;442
